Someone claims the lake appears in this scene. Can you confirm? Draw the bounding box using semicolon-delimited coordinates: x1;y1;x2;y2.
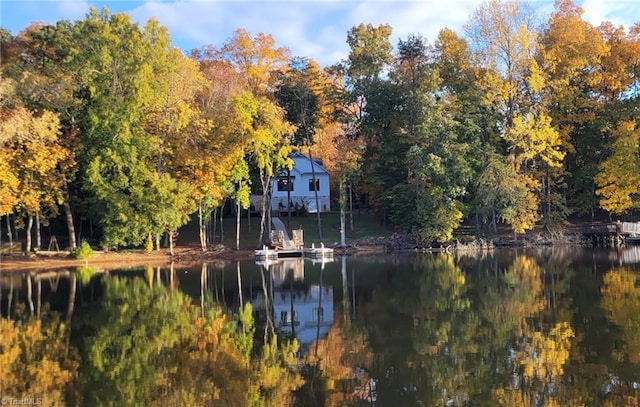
1;246;639;406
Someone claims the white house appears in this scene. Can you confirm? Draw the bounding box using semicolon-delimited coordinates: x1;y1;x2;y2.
251;153;331;213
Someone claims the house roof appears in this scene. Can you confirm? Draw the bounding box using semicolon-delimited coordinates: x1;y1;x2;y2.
289;153;329;175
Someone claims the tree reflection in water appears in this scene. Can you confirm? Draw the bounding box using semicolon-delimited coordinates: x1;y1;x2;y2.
2;248;640;405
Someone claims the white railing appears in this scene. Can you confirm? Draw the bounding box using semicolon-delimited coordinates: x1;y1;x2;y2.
622;222;640;236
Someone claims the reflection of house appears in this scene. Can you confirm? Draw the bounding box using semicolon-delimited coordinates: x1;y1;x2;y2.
252;284;334;346
251;153;331;213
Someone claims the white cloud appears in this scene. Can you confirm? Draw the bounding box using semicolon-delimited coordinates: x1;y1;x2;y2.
4;0;639;67
55;0;93;20
580;0;637;29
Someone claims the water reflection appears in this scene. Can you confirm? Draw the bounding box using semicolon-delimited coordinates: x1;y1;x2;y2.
2;247;640;405
252;258;334;348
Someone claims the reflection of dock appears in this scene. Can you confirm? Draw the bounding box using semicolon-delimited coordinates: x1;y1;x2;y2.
617;246;640;264
255;244;334;261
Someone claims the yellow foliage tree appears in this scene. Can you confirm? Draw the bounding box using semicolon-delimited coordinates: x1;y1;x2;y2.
0;77;67;250
595;121;640;215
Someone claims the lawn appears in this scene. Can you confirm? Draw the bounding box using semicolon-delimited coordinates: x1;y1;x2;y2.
177;209;393;249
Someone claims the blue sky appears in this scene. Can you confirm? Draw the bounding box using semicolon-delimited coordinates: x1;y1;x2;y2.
1;1;638;67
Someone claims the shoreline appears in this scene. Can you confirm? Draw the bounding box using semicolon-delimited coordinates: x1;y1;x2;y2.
0;236;592;274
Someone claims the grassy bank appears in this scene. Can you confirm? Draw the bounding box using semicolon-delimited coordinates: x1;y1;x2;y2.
177;210;393;249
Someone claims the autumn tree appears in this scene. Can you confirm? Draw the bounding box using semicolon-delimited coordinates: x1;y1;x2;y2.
595;121;640;215
465;0;565;234
204;29;294;246
310;62;365;246
0;77;67;252
1;23;80;249
539;0;609;219
190;56;251;250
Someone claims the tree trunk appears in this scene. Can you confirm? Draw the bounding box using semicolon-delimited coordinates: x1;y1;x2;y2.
219;200;224;244
247;203;251;231
63;194;77;250
35;212;41;251
258;170;272;246
308;147;323;241
198;202;206;251
25;213;33;254
340;179;347;247
6;214;13;254
287;169;292;228
236;199;241;251
212;207;218;245
169;231;175;257
492;206;497;234
349;183;354;231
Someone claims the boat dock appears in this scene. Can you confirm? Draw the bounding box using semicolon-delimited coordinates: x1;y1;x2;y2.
576;221;640;246
255;216;333;260
255;242;334;261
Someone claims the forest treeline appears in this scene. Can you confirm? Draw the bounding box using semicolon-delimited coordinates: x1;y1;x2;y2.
1;0;639;251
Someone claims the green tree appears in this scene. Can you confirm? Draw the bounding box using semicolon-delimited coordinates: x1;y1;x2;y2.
69;9;201;248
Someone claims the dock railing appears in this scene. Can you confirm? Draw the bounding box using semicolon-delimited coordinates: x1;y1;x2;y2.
622;222;640;237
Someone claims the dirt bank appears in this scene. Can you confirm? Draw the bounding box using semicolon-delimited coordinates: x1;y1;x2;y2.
0;246;255;273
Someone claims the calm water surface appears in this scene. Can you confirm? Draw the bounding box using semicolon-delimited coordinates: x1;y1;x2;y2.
1;246;639;406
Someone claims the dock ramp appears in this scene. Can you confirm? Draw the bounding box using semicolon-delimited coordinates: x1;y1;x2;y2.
271;217;294;249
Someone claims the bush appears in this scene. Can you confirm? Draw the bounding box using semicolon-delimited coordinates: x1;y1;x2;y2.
72;240;94;259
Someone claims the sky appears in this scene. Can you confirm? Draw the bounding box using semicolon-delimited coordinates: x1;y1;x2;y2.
1;0;638;67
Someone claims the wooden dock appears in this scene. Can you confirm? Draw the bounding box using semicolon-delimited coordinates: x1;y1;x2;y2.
573;221;640;246
255;216;333;260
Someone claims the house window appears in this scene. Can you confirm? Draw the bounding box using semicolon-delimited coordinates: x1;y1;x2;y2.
308;178;320;191
277;177;293;192
280;311;298;325
312;307;324;322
